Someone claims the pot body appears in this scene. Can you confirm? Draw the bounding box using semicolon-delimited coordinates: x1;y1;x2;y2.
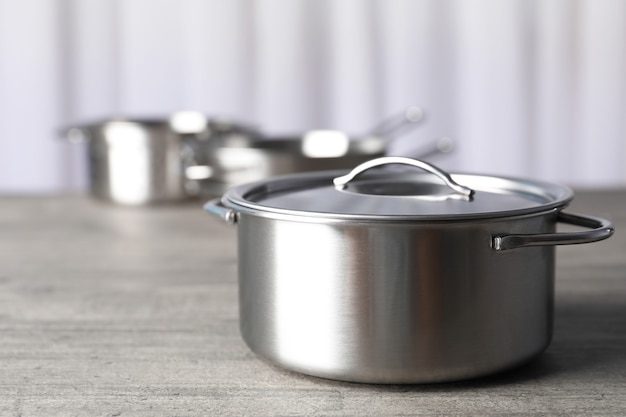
235;210;557;384
82;122;197;205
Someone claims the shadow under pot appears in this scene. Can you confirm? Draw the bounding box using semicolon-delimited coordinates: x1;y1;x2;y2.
205;156;614;384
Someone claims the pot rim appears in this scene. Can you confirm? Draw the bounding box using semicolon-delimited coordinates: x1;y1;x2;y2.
221;197;570;225
221;168;575;222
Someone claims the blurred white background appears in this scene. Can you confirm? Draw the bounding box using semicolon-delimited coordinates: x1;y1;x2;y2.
0;0;624;193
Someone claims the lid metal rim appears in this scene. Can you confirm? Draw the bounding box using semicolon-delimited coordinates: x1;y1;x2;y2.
222;170;575;222
222;196;572;223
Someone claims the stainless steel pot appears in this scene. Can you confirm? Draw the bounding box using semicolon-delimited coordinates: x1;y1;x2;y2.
199;134;454;195
198;106;438;195
205;157;614;384
200;132;385;195
64;113;252;205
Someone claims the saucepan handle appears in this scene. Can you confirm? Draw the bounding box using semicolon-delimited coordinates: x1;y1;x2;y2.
493;211;614;251
204;198;238;225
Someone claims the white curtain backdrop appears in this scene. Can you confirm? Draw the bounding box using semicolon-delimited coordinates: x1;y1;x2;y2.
0;0;624;193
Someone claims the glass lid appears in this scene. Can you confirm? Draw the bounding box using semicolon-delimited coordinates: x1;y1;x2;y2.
224;157;574;221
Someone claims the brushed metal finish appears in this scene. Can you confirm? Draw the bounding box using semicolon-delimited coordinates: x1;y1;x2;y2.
235;211;556;383
206;158;613;383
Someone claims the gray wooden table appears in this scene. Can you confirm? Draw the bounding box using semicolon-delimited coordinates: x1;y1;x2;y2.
0;191;624;416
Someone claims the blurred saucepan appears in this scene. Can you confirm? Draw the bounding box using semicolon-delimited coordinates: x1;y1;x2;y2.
62;112;255;205
196;106;454;195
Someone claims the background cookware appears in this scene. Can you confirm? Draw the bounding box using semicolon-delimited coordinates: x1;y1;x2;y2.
205;156;614;384
197;106;454;195
63;112;251;205
65;107;451;204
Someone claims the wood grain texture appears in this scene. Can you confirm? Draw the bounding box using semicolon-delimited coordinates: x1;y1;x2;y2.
0;192;624;416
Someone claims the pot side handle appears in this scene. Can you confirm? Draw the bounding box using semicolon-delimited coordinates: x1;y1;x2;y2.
493;211;614;251
204;198;238;225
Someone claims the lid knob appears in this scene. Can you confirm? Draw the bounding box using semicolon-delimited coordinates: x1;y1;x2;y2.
333;156;475;200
